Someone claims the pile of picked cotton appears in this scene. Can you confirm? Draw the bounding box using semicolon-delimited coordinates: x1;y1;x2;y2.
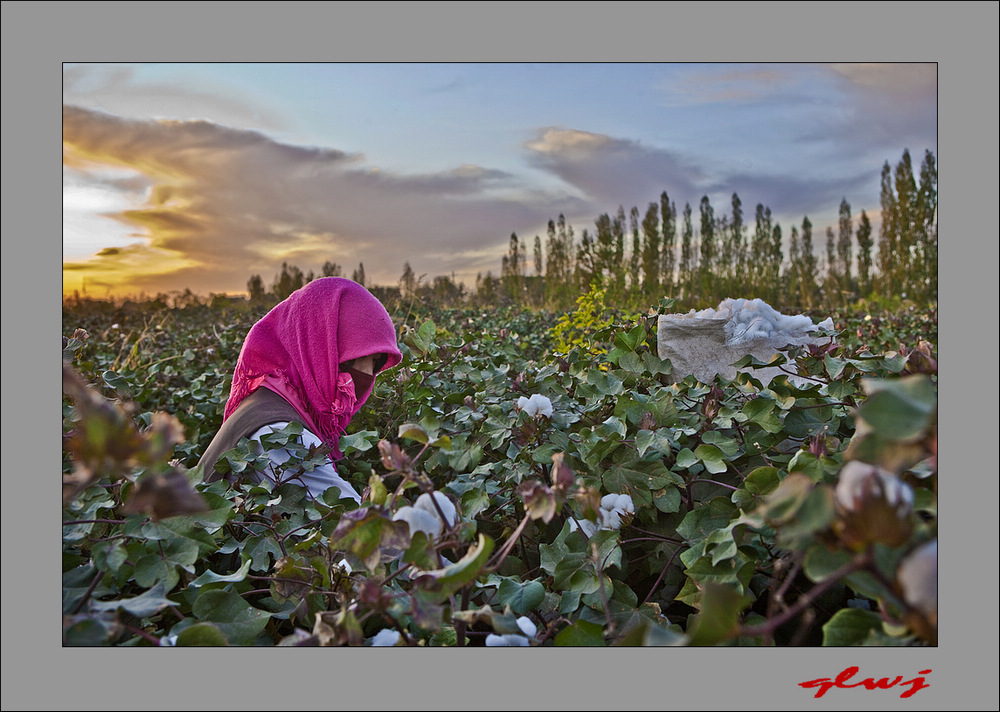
656;298;835;387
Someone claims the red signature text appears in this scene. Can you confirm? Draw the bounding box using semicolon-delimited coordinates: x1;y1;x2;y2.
799;666;931;699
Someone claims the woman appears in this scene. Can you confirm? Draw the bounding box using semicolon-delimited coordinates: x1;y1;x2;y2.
198;277;402;504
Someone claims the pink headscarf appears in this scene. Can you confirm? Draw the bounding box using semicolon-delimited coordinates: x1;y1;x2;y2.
224;277;402;457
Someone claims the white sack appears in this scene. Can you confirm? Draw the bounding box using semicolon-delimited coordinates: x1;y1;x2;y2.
656;298;834;386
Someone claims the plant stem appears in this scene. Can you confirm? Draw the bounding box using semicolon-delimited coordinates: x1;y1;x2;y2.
738;551;870;638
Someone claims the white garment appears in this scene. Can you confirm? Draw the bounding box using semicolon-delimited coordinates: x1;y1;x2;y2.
247;422;362;504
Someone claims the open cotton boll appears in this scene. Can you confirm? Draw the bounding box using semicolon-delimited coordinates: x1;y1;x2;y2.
414;491;458;529
485;633;531;646
369;629;402;647
485;617;537;646
568;517;600;538
897;539;937;619
393;506;444;539
516;393;553;418
835;461;914;515
515;616;538;638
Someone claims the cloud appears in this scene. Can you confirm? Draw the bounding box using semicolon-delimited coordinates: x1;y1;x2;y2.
63;64;289;133
524;127;706;208
657;65;797;106
799;64;938;160
62;105;568;296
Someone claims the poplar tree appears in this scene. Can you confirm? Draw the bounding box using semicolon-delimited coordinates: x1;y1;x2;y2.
799;216;818;308
502;232;526;303
641;201;661;300
825;225;838;306
247;274;266;303
352;262;366;286
399;261;417;300
660;191;677;297
856;210;874;299
593;212;614;285
679;203;695;303
322;261;343;277
916;150;938;301
629;206;642;297
612;206;627;298
837;198;853;295
752;203;772;296
768;222;783;305
576;229;597;288
786;225;801;307
532;234;544;306
698;196;716;302
893;149;918;298
876;160;897;295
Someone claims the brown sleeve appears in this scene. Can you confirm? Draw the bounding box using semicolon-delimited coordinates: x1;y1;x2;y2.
197;388;305;483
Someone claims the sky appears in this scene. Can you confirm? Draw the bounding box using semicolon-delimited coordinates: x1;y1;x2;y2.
62;62;937;300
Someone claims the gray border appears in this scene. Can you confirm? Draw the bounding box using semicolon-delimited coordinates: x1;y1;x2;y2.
4;1;997;709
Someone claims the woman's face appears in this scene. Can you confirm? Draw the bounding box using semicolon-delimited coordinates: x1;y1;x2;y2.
347;354;377;376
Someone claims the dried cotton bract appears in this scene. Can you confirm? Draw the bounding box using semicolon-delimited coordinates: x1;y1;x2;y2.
516;393;553;419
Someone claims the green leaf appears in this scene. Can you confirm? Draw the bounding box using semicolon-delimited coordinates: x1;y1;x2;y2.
676;498;736;544
686;583;749;646
191;589;271;646
189;557;253;587
694;443;728;474
91;581;179;618
176;622;229;646
635;428;672;457
821;608;882;646
397;423;429;444
674;448;698;470
586;370;624;396
857;375;937;442
419;534;494;599
554;619;606;646
497;579;546;615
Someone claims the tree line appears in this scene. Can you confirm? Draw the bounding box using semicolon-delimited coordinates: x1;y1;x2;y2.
492;147;936;313
242;148;935;315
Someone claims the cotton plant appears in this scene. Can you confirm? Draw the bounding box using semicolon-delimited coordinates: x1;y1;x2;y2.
484;616;537;646
569;493;635;538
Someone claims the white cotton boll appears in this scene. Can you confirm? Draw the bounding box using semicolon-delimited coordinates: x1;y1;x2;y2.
516;393;553;418
370;629;402;647
897;539;937;618
529;394;553;418
393;506;443;539
601;493;634;514
335;559;353;575
414;491;458;528
835;461;913;515
568;517;599;538
603;508;623;531
485;633;531;646
516;616;537;638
